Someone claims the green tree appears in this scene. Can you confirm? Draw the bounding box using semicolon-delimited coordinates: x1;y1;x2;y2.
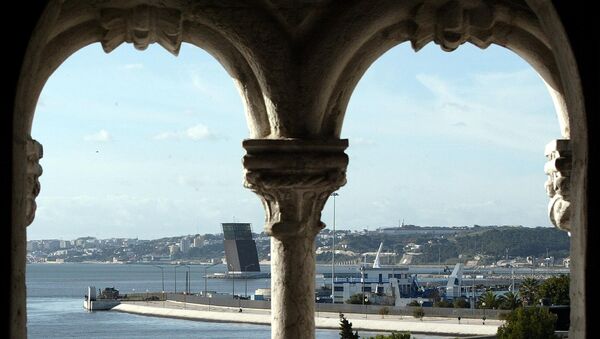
339;313;359;339
498;291;521;310
497;307;558;339
478;290;499;309
412;307;425;320
345;293;371;305
453;298;470;309
378;306;390;318
519;277;540;306
433;300;453;308
429;289;441;303
407;300;420;307
537;275;570;305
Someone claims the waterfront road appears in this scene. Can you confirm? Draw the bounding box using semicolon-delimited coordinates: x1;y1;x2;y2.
113;301;502;336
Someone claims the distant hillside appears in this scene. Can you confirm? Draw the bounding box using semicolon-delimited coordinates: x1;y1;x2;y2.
455;226;569;258
329;226;569;265
29;225;569;264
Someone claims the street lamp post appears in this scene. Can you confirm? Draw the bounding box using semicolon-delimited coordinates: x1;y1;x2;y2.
154;265;165;305
227;262;237;299
154;266;165;294
184;265;191;294
243;264;254;299
331;192;339;303
482;302;486;325
175;264;190;309
203;263;219;297
174;265;179;294
471;267;480;311
364;296;369;319
175;264;190;294
360;263;365;317
472;271;475;310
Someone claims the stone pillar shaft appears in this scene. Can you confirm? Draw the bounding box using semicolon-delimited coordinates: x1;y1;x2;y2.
243;139;348;339
270;235;316;338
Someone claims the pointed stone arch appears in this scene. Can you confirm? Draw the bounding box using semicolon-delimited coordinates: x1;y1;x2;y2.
296;0;586;335
13;0;295;237
15;1;277;142
9;1;591;338
304;0;566;139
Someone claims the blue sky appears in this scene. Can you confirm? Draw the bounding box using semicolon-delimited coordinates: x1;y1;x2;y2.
29;42;558;240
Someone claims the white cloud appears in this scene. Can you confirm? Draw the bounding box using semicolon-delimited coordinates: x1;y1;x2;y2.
83;129;111;142
185;124;212;140
123;63;143;70
153;123;216;141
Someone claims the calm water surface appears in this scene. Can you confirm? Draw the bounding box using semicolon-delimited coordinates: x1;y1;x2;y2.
26;263;449;338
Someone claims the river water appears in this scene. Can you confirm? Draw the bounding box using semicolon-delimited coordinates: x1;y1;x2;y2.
26;263;450;338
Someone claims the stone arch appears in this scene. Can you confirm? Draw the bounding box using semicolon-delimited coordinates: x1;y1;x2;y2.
15;1;276;142
301;0;586;335
10;1;590;338
305;0;568;139
11;3;286;334
302;0;579;236
14;0;294;231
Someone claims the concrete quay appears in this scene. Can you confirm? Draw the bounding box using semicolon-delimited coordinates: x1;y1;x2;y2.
113;301;502;336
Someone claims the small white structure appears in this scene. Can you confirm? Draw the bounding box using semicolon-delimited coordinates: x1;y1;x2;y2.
445;263;464;299
252;288;271;301
83;286;120;311
373;242;384;268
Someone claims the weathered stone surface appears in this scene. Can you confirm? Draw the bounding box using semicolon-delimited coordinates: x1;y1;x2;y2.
412;0;496;52
9;1;592;338
545;139;571;231
100;5;183;55
25;138;43;226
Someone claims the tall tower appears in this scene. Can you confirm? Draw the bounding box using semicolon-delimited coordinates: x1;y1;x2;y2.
221;223;260;273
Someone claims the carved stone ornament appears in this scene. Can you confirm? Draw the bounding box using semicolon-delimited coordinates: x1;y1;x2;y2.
100;5;183;55
243;139;348;240
544;139;571;231
411;0;499;52
25;138;43;226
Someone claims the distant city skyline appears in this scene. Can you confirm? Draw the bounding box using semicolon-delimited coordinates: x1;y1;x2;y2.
29;42;559;240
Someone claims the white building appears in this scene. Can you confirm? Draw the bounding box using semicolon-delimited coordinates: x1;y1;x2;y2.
333;266;417;305
179;237;190;253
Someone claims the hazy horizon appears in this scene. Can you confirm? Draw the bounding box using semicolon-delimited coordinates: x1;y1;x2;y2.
30;42;559;240
28;224;556;241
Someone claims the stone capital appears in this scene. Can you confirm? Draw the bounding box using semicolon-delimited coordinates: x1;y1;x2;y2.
545;139;571;231
243;139;348;240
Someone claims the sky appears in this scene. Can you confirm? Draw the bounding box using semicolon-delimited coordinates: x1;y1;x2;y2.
29;42;559;240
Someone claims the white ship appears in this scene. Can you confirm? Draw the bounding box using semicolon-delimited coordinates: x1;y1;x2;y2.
83;286;121;311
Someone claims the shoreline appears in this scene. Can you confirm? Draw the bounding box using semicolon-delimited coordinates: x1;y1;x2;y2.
113;301;501;336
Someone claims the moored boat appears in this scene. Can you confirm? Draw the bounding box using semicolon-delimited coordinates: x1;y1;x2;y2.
83;286;121;311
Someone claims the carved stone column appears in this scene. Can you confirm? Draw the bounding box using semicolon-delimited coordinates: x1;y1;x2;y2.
243;139;348;339
545;139;571;232
25;138;43;226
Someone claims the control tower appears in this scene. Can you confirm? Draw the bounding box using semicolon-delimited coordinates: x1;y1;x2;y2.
222;223;260;273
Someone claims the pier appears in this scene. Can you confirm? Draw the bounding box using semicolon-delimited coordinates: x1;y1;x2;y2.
114;300;501;337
